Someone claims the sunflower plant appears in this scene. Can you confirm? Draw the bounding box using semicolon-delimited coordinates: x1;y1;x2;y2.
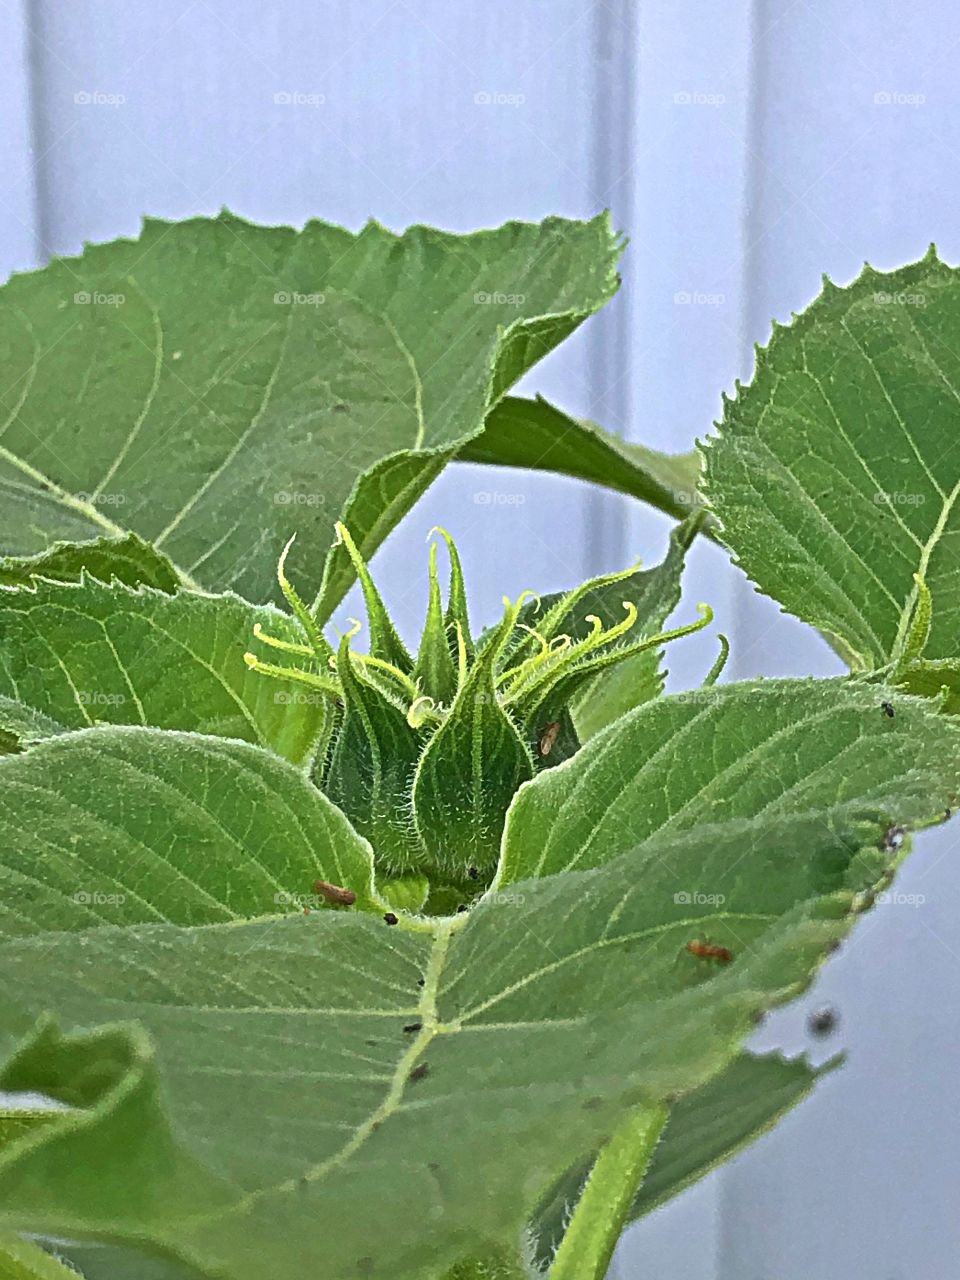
0;213;957;1280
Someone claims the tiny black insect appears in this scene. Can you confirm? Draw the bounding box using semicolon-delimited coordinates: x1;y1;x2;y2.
417;977;425;987
409;1062;430;1084
467;866;480;880
403;1022;422;1034
881;701;895;718
456;903;469;913
807;1005;840;1038
383;912;399;926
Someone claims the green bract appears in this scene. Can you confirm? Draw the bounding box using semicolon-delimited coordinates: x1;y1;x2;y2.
245;522;711;883
0;215;957;1280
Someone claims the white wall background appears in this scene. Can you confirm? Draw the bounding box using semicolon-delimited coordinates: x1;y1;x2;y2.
3;2;960;1277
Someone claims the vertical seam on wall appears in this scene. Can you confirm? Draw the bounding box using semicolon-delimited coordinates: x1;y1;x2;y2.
726;0;767;686
585;0;637;575
23;0;52;263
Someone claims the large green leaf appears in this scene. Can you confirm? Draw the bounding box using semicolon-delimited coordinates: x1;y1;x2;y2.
0;727;382;937
498;678;957;885
0;579;323;764
465;395;705;522
702;251;960;669
0;212;620;603
0;696;954;1278
533;1050;837;1263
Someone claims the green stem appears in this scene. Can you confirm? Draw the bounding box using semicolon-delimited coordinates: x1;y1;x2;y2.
549;1102;669;1280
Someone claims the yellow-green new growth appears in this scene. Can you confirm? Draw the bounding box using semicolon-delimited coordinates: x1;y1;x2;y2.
247;525;712;884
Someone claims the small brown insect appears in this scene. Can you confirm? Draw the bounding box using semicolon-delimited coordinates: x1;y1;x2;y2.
313;879;357;907
383;912;399;926
686;939;734;965
538;720;562;758
409;1062;430;1084
881;701;895;718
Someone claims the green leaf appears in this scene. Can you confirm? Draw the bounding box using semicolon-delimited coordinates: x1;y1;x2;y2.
412;600;534;879
0;1111;65;1157
0;699;65;755
0;579;324;764
702;250;960;670
41;1243;198;1280
897;657;960;715
0;726;383;937
0;212;621;604
462;395;705;523
0;534;180;592
0;792;944;1280
413;541;459;705
533;1050;837;1264
569;517;700;739
0;1232;81;1279
322;635;429;876
498;677;959;886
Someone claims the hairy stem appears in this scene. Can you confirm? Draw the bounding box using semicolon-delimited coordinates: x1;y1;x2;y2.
548;1102;669;1280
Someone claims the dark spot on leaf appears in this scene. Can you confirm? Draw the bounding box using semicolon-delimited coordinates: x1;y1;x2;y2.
333;402;349;414
417;977;426;987
881;701;895;718
409;1062;430;1084
456;904;468;913
467;866;479;880
403;1022;422;1033
383;912;399;926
